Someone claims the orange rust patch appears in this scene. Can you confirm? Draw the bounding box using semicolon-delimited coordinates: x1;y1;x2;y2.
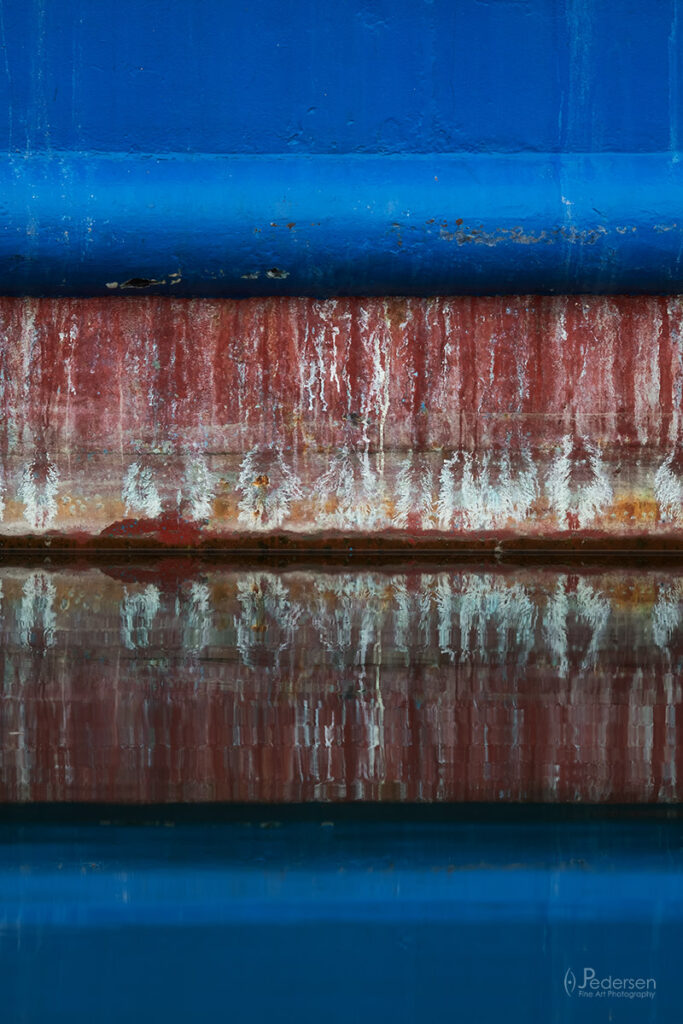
610;498;660;525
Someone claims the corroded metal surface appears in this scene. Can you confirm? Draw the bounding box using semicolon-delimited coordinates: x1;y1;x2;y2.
1;561;681;803
2;295;683;548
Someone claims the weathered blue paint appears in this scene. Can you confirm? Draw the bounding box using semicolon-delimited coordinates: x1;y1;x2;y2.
0;0;682;295
1;817;681;1022
2;152;683;296
1;0;679;156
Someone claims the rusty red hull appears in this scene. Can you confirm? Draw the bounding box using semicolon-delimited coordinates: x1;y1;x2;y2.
1;295;683;547
1;561;681;804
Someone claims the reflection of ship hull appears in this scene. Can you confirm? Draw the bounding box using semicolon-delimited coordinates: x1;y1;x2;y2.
1;817;681;1023
2;296;683;546
2;561;681;804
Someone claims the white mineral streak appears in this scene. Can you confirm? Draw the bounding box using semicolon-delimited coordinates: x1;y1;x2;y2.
545;436;572;526
19;299;37;406
303;314;330;413
633;304;661;446
435;447;537;530
436;453;460;528
120;584;161;650
392;454;435;529
364;308;392;475
392;455;415;528
18;455;59;530
236;446;302;529
301;307;394;532
655;452;683;522
236;448;262;523
0;468;4;521
670;301;683;444
312;448;388;530
18;572;56;651
122;462;162;519
488;448;538;526
545;434;612;527
183;453;217;520
61;324;79;472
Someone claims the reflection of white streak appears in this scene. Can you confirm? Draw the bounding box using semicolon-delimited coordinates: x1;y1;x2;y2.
576;578;610;670
361;688;385;783
653;582;683;651
543;580;569;676
120;585;161;650
19;456;59;530
122;462;162;519
456;573;536;667
235;573;303;667
19;572;56;651
185;582;212;651
542;577;611;674
459;574;489;660
313;574;387;667
183;455;217;521
390;576;411;659
655;452;683;522
435;574;456;660
495;583;537;667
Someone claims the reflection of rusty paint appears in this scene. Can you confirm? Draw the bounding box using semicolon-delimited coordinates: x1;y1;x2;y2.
2;296;683;546
1;561;681;804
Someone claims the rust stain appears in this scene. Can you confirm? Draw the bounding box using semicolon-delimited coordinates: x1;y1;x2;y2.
0;295;681;548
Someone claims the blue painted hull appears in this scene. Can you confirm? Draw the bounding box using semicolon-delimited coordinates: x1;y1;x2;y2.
1;1;682;294
3;153;683;296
